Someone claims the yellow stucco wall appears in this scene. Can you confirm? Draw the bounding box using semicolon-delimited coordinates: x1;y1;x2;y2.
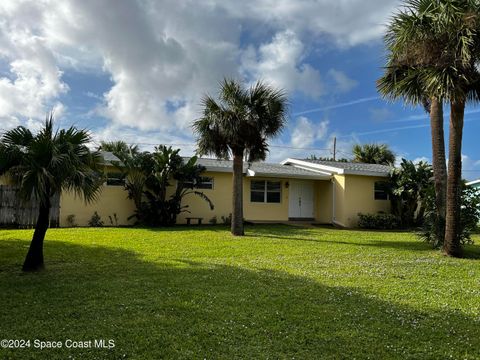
243;177;289;222
176;172;290;223
315;180;333;223
176;171;231;224
341;175;391;227
59;185;136;227
333;174;346;226
0;175;12;185
59;165;136;227
56;169;390;228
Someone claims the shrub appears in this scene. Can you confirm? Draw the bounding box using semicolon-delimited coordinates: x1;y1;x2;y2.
88;211;104;227
420;185;480;247
358;212;400;230
209;216;217;225
66;214;77;227
221;214;232;226
108;213;118;226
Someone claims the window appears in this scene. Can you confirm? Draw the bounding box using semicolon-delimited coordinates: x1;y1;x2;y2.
374;181;389;200
250;180;281;203
184;177;214;190
106;172;125;186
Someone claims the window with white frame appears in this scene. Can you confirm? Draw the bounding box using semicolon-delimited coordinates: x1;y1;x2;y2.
106;172;125;186
374;181;389;200
184;176;214;190
250;180;281;203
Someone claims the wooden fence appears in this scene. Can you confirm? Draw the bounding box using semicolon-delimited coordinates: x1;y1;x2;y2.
0;186;60;228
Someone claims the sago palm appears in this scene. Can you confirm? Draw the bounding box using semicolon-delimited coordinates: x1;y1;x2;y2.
0;115;103;271
193;79;288;236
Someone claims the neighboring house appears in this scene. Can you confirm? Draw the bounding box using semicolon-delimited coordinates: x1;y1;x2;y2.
0;153;393;228
466;179;480;190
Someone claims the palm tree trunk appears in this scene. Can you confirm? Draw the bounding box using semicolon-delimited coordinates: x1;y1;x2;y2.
231;152;244;236
429;98;447;244
443;100;465;257
22;198;51;272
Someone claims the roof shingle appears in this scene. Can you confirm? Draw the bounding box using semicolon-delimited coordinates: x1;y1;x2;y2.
298;159;392;175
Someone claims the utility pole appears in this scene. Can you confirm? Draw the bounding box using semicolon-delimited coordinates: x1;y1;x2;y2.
333;137;337;161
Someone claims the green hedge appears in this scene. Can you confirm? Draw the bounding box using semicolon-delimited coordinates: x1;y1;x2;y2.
358;212;399;230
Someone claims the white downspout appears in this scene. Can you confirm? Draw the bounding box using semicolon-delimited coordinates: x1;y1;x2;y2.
331;178;335;224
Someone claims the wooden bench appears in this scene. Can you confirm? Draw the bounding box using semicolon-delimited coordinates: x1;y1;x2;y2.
186;217;203;225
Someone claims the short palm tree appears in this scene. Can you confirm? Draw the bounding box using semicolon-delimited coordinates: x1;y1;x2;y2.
193;79;288;235
0;115;103;271
100;140;146;211
352;143;395;165
377;0;480;257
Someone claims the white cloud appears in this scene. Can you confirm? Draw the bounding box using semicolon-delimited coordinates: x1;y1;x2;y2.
461;154;480;181
327;69;357;93
0;0;399;139
241;30;323;98
412;156;430;165
0;1;68;123
218;0;399;47
290;117;329;148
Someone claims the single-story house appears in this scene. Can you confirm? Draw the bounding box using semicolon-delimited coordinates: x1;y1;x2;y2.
0;153;393;228
62;154;392;227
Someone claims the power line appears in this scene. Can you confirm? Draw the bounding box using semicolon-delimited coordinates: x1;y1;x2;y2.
95;139;332;152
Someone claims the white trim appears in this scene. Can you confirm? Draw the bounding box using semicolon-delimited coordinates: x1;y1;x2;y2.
333;220;346;228
250;179;282;204
331;178;335;223
350;171;389;178
466;179;480;186
248;172;330;180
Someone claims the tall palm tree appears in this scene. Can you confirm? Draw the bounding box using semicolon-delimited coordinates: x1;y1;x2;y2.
378;1;448;247
0;115;103;271
377;0;480;257
193;79;288;235
352;143;396;165
377;0;447;248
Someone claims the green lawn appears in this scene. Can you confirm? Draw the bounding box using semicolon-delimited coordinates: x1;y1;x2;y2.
0;225;479;359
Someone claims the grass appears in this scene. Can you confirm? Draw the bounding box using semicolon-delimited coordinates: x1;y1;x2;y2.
0;225;479;359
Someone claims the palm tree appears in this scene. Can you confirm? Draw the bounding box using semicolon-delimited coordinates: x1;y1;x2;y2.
377;0;480;257
99;140;139;156
352;143;395;165
99;140;146;211
193;79;288;235
378;1;448;248
0;115;103;271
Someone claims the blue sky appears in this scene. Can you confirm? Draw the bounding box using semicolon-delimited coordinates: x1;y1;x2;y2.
0;0;479;179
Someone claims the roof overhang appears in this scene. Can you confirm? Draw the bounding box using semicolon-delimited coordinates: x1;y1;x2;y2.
246;169;331;180
466;179;480;186
202;166;244;173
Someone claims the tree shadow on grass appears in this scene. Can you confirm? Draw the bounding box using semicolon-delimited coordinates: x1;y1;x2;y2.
247;225;480;256
0;238;479;359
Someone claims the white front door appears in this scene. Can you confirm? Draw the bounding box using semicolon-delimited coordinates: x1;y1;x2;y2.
288;180;315;219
